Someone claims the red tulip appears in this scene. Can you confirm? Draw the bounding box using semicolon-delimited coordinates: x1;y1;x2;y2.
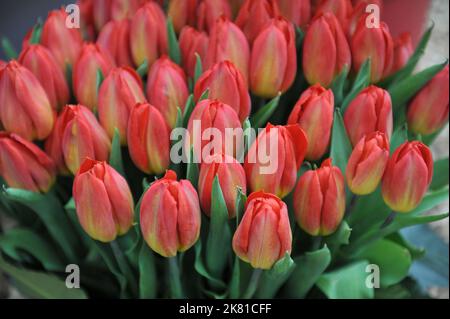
98;67;146;145
0;132;56;193
233;191;292;269
294;158;345;236
110;0;147;21
168;0;198;33
344;85;393;146
127;102;171;175
0;60;6;70
77;0;96;41
194;61;251;122
275;0;311;28
314;0;353;29
140;170;201;257
179;26;209;79
244;123;308;199
303;12;351;88
392;32;414;74
382;141;433;213
92;0;112;31
97;19;134;67
347;1;383;37
287;84;334;160
197;0;232;32
0;61;54;141
73;158;134;242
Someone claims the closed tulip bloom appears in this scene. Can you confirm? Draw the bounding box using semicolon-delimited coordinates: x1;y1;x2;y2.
392;32;413;74
179;26;209;79
314;0;353;29
197;0;232;32
146;56;189;128
168;0;198;33
0;61;54;141
73;44;114;111
303;13;351;88
407;65;449;136
45;104;111;175
206;16;250;84
97;19;134;67
344;85;393;146
77;0;96;41
244;123;308;199
275;0;311;27
232;191;292;269
130;2;168;67
347;1;383;37
198;153;247;218
110;0;147;21
140;170;201;257
382;141;433;213
41;9;83;71
18;44;69;112
194;61;251;122
73;158;134;242
0;132;56;193
346;131;389;195
127;102;170;175
92;0;112;31
294;158;345;236
98;67;146;144
250;17;297;98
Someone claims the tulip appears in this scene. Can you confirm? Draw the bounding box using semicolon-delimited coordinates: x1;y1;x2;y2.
287;84;334;160
45;104;111;175
206;16;250;84
347;1;383;38
97;19;134;67
110;0;147;21
41;9;83;72
0;61;54;141
303;13;351;88
127;102;171;175
146;56;189;128
197;0;232;32
140;170;201;257
235;0;279;44
92;0;112;31
179;26;209;79
0;60;6;69
18;44;70;112
392;32;414;74
167;0;198;33
0;132;56;193
244;123;308;199
314;0;353;29
77;0;96;41
250;17;297;98
275;0;311;28
382;141;433;213
407;65;449;136
194;61;251;122
294;158;345;236
73;44;115;111
346;131;389;195
344;85;393;146
130;2;168;67
232;191;292;269
198;153;247;218
98;67;146;145
351;19;394;83
73;158;134;242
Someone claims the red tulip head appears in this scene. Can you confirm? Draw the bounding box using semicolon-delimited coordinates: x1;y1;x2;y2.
275;0;311;28
168;0;198;34
179;26;209;79
314;0;353;29
97;19;134;67
197;0;232;32
392;32;414;74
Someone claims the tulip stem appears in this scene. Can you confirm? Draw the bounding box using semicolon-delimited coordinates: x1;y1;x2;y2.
243;269;263;299
381;212;397;229
168;256;184;298
311;236;323;251
110;240;138;297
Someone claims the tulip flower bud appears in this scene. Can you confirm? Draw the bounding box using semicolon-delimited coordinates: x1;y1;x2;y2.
130;2;168;67
97;19;134;67
0;61;54;141
206;16;250;84
382;141;433;213
194;61;251;123
197;0;232;32
250;17;297;98
233;191;292;269
303;13;351;88
346;131;389;195
294;158;345;236
314;0;353;29
19;45;70;112
0;132;56;193
41;9;83;72
141;170;201;257
98;67;146;144
407;65;449;136
275;0;311;28
77;0;96;41
146;56;189;128
179;26;209;79
235;0;279;44
244;123;308;199
344;85;393;146
45;104;111;175
392;32;413;74
92;0;111;31
111;0;146;21
73;44;114;111
168;0;198;33
198;153;247;218
73;158;134;242
127;102;171;175
351;19;394;83
347;1;383;38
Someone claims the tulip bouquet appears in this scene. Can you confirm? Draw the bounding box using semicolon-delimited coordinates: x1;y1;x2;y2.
0;0;448;300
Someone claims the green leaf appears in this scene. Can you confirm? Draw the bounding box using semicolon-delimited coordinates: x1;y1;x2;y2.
235;187;247;227
409;186;449;216
186;145;199;189
229;256;241;298
169;107;184;176
109;128;125;177
182;94;195;127
255;253;296;298
29;21;43;45
167;18;181;65
194;241;227;290
387;232;426;260
96;69;104;95
331;66;349;106
390;123;408;154
430;158;449;190
136;59;149;78
138;241;157;298
330;108;352;175
317;260;374;299
250;93;281;128
1;37;17;60
295;26;305;50
199;88;210;101
324;221;352;257
422;124;447;146
341;59;371;112
241;118;254;161
194;53;203;84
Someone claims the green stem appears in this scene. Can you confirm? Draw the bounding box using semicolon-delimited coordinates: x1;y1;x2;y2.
110;240;138;297
168;256;184;298
381;211;397;229
311;236;323;251
243;268;263;299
